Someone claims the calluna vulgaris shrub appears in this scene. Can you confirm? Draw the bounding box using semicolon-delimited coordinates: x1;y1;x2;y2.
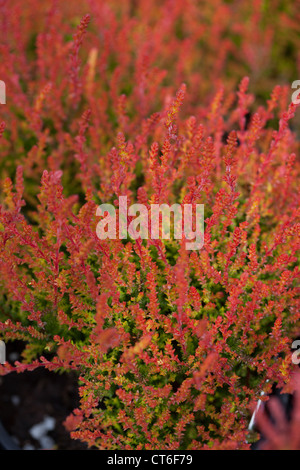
0;0;300;450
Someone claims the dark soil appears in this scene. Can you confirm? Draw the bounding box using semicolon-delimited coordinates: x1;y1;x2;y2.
0;341;89;450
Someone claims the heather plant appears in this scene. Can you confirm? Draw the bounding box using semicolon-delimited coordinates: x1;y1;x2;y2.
0;0;299;451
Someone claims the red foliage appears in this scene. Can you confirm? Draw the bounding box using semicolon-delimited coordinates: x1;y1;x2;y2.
255;373;300;450
0;0;299;450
